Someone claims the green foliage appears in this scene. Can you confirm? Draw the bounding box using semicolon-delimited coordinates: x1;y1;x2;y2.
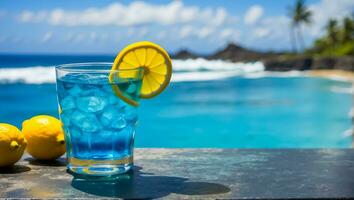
290;0;312;25
307;15;354;56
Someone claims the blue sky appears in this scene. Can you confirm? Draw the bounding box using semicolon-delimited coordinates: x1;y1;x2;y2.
0;0;353;54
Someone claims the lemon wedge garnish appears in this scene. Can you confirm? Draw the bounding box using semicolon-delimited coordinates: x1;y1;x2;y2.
110;41;172;106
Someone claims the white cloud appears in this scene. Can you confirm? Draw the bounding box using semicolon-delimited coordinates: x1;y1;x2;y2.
199;27;215;39
64;32;86;43
219;28;240;41
254;28;270;38
41;32;53;43
19;10;48;23
18;1;229;27
242;15;290;44
244;5;264;25
13;0;352;52
211;8;227;26
179;26;194;39
126;27;149;38
243;0;354;49
179;25;216;39
250;0;354;41
307;0;354;36
85;32;110;43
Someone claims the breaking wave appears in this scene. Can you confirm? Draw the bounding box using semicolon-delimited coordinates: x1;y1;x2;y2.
0;58;352;84
0;58;265;84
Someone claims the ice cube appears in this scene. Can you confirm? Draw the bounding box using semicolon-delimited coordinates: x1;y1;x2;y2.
99;106;126;128
70;111;101;132
123;106;138;123
76;96;107;113
111;117;127;129
87;74;108;84
61;96;76;111
108;96;127;110
93;88;107;97
96;130;115;143
100;108;115;127
102;85;114;93
81;88;107;97
119;125;134;136
108;95;120;105
68;85;82;96
63;82;74;90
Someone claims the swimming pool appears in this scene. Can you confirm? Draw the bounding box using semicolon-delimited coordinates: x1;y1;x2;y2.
0;75;352;148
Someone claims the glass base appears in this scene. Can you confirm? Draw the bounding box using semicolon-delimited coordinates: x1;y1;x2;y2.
67;156;133;176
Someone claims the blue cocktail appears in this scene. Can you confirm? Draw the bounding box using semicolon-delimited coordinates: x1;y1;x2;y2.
56;63;143;176
55;41;172;176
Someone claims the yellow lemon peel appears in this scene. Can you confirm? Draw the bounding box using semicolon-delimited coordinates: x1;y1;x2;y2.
110;41;172;106
0;123;27;167
22;115;66;160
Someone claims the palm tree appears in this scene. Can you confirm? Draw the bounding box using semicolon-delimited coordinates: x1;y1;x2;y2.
289;0;312;53
326;19;339;46
341;17;354;43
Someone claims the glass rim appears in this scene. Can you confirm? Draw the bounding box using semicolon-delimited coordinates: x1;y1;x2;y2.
55;62;143;73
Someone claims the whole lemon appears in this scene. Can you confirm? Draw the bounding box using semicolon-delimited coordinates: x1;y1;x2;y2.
0;123;27;167
22;115;66;160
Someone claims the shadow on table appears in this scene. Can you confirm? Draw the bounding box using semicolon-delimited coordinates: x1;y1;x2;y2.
70;166;230;199
0;165;31;174
25;157;67;167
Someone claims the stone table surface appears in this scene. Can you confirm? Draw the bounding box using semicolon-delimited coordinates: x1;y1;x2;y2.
1;149;354;199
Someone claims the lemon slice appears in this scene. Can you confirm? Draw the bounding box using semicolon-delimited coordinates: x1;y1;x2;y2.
110;41;172;106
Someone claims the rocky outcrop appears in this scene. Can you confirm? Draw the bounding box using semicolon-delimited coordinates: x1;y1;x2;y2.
172;43;354;72
263;57;312;71
208;43;279;62
262;56;354;71
172;43;277;62
312;57;354;71
172;49;199;59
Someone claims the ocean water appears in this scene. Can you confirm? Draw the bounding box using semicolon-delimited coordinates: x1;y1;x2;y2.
0;55;352;148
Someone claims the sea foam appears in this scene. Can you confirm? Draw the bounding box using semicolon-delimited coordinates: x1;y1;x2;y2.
0;66;55;84
1;58;352;84
0;58;265;84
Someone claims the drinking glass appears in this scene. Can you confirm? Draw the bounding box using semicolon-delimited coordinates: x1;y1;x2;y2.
55;63;143;176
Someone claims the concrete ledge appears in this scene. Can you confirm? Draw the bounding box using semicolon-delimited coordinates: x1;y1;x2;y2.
1;149;354;199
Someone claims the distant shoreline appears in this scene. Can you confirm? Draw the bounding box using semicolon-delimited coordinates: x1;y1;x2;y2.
307;70;354;82
173;43;354;73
